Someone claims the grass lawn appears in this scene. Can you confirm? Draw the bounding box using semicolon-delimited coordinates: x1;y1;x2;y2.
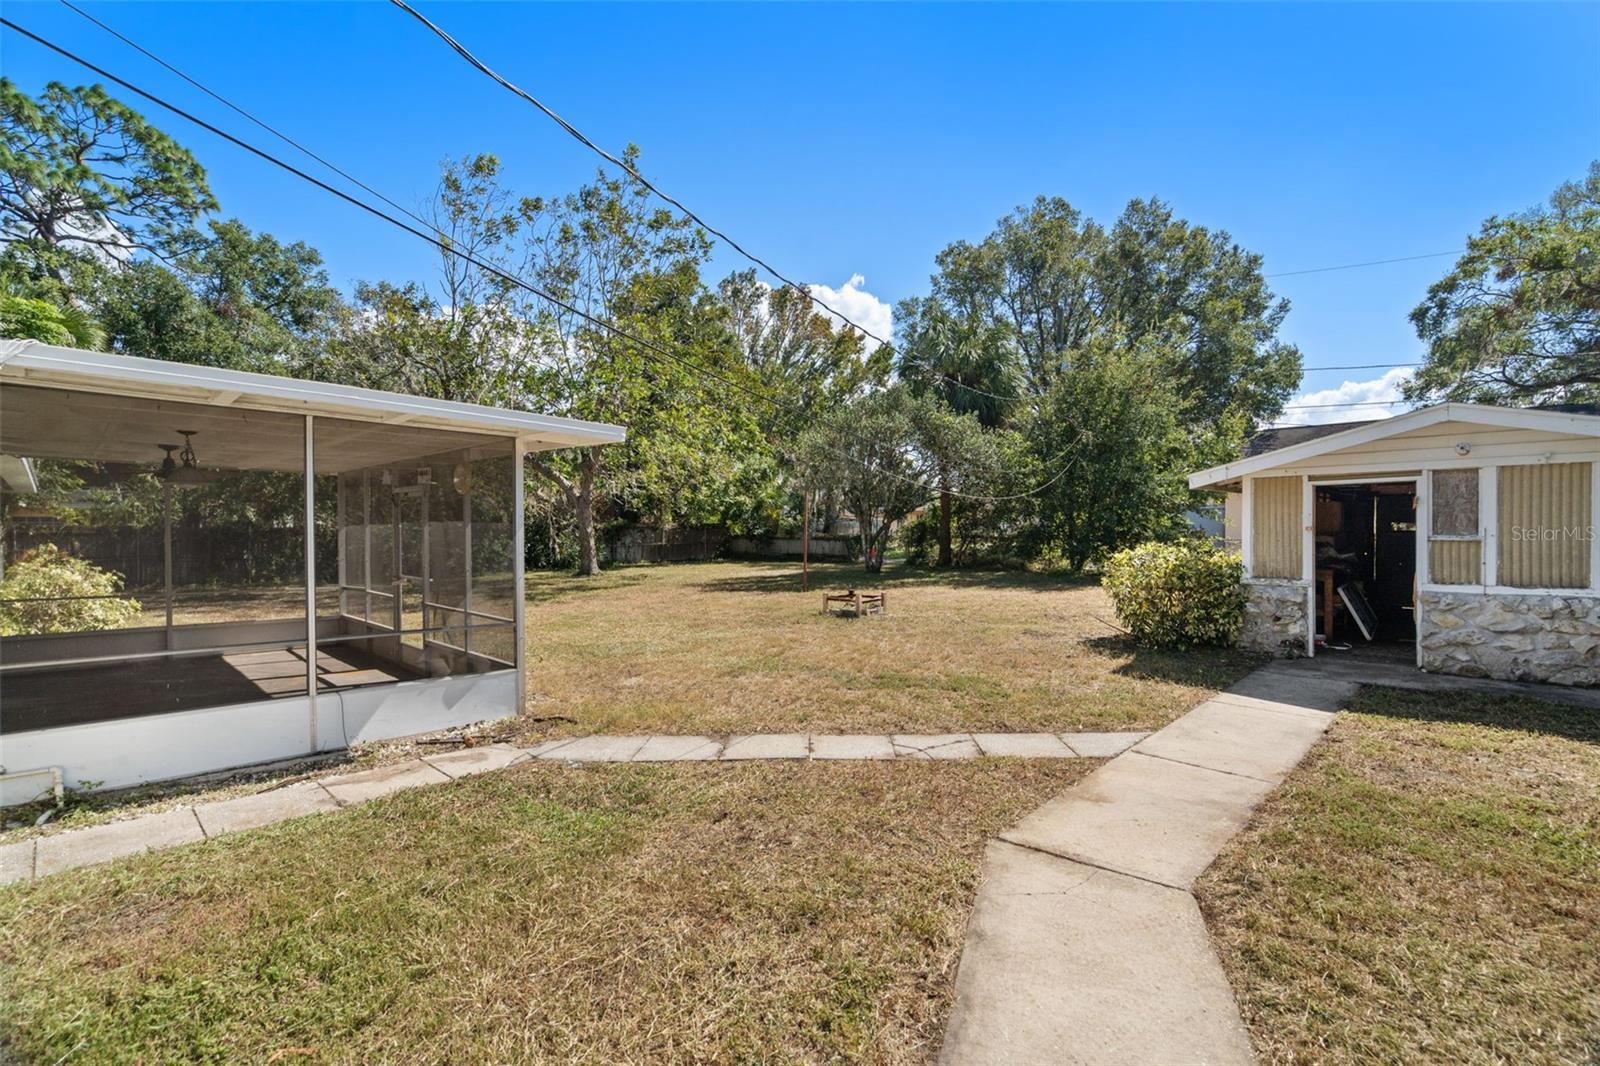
1197;686;1600;1066
0;758;1088;1064
518;559;1259;739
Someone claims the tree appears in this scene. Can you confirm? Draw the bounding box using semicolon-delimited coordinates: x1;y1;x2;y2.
91;219;344;372
795;386;991;572
910;195;1302;433
894;296;1019;564
1023;341;1192;572
0;80;216;286
1405;162;1600;405
0;290;103;347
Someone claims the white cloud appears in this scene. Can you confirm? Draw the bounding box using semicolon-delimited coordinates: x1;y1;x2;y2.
1280;367;1415;426
806;273;893;351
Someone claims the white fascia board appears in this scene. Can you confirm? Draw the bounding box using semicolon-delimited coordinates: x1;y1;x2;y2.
0;341;626;448
1188;402;1600;489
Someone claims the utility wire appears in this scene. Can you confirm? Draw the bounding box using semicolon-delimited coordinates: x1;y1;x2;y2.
56;0;436;235
0;16;1080;505
1265;251;1461;278
389;0;894;351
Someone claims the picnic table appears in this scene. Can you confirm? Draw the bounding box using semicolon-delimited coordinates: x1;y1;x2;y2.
822;589;887;617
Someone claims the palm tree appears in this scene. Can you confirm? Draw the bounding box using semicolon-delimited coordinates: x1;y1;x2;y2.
0;292;106;349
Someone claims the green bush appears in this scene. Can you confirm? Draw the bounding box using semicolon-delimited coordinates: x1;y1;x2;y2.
0;544;142;636
1102;540;1245;649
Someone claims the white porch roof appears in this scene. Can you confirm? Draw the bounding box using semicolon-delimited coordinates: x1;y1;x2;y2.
0;340;625;452
1190;403;1600;490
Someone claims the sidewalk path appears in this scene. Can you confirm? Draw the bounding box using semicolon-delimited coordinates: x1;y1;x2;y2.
938;663;1359;1066
0;731;1146;886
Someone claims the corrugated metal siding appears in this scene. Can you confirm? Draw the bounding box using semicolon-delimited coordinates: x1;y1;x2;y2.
1252;476;1302;578
1498;462;1593;589
1429;539;1481;585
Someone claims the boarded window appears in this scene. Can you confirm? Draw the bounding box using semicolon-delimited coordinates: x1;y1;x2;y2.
1499;462;1592;590
1251;476;1302;579
1430;469;1480;537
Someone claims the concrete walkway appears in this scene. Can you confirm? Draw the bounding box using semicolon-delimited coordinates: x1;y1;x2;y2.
0;730;1145;886
938;663;1358;1066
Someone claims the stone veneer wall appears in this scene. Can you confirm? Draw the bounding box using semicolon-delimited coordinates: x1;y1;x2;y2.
1419;590;1600;686
1240;579;1308;657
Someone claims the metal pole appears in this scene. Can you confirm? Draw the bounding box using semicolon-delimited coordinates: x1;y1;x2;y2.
512;442;526;715
304;415;318;752
801;487;811;593
462;473;473;659
362;469;372;623
163;479;174;649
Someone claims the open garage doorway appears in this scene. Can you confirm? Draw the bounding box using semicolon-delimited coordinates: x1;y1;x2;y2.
1312;479;1418;655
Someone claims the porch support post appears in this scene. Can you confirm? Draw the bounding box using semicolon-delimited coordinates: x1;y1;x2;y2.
305;414;318;753
1481;465;1498;588
163;479;174;650
513;439;526;716
1240;477;1255;578
1301;476;1315;657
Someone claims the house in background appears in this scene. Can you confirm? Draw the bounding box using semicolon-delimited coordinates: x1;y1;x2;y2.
1192;403;1600;686
0;341;624;804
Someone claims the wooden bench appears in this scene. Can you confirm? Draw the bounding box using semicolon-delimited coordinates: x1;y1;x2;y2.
822;590;887;617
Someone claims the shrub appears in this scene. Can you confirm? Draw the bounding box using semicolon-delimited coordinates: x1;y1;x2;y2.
0;545;142;636
1102;539;1245;649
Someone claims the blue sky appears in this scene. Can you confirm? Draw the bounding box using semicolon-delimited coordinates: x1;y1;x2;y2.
4;2;1598;422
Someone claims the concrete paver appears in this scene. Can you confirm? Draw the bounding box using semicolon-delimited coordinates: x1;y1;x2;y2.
971;733;1075;758
34;807;205;878
537;735;652;762
1002;751;1277;890
0;838;35;886
721;734;809;760
939;841;1255;1066
1133;699;1334;783
523;737;580;758
1059;731;1148;757
810;734;896;760
193;782;342;837
318;759;449;804
631;735;723;761
420;744;530;779
892;734;981;759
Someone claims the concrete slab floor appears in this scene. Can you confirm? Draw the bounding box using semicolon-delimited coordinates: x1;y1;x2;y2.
1059;732;1148;757
631;735;723;761
971;733;1075;758
1132;699;1334;784
537;735;652;763
892;734;981;759
1001;752;1278;891
809;734;896;760
193;782;342;837
34;807;205;879
939;841;1254;1066
318;759;450;805
721;734;809;760
420;744;530;779
0;838;35;886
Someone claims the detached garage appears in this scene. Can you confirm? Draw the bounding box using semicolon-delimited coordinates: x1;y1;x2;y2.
1191;403;1600;686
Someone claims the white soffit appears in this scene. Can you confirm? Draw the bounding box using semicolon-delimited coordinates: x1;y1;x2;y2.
1189;403;1600;489
0;340;625;452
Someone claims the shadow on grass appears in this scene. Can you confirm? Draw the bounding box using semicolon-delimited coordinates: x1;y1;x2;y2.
695;560;1099;596
1352;686;1600;745
1077;633;1266;688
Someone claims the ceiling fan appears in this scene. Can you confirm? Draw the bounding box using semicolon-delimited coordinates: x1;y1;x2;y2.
156;431;213;488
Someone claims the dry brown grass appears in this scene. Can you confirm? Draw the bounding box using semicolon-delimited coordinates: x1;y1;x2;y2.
1197;687;1600;1066
518;560;1258;738
0;758;1087;1063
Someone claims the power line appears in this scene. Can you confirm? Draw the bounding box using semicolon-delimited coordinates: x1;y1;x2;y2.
1265;251;1461;278
389;0;895;351
56;0;435;235
0;15;1079;505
